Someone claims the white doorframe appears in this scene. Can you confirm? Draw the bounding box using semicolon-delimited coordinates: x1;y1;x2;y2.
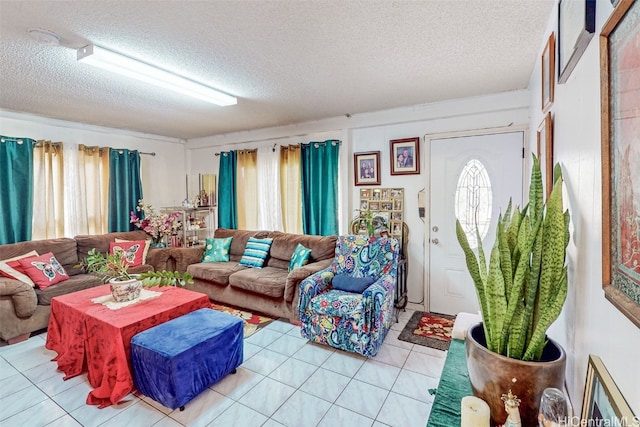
422;125;529;313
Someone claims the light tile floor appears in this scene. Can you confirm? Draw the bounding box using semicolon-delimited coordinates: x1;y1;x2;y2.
0;309;446;427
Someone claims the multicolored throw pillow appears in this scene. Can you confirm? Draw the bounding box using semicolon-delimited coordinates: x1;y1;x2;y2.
288;243;312;272
17;252;69;289
202;237;233;262
109;240;145;267
0;250;40;287
239;237;273;268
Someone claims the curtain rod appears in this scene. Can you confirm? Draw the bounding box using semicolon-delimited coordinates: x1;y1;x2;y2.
215;140;341;156
140;151;156;156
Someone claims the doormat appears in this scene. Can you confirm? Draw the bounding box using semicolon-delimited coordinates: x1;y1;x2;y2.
398;311;456;351
210;302;275;338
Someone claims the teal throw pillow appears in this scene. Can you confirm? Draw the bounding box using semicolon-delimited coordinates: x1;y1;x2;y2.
202;237;233;262
239;237;273;268
288;243;312;272
332;275;375;293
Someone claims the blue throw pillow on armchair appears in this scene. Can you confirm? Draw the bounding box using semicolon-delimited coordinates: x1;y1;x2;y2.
332;275;375;293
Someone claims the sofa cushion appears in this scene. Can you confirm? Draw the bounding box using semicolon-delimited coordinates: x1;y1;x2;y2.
0;238;80;277
310;290;364;317
18;253;70;289
75;231;151;261
0;250;39;287
239;237;273;268
267;231;337;265
229;267;287;299
288;243;312;272
188;261;246;285
202;237;232;263
35;274;104;305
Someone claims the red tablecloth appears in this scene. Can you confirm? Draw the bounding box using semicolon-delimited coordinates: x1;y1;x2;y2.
45;284;210;408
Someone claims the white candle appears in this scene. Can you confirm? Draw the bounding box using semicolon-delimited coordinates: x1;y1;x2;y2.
461;396;491;427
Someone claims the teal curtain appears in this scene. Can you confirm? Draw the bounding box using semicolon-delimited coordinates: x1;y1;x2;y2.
218;151;238;229
301;140;340;236
108;149;143;232
0;136;34;244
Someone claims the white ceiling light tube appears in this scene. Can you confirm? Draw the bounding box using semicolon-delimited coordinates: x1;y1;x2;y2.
77;45;237;106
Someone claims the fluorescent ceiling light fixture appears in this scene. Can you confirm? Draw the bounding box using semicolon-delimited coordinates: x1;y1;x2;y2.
77;45;237;106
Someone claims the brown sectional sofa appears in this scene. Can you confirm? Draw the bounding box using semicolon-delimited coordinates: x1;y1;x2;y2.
178;228;338;322
0;230;174;344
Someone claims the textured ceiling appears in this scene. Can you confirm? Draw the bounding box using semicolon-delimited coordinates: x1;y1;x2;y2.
0;0;554;140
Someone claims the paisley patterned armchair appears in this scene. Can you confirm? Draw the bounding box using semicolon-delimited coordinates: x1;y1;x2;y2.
298;235;399;357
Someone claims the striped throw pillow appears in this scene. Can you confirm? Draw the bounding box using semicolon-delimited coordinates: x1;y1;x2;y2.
239;237;273;268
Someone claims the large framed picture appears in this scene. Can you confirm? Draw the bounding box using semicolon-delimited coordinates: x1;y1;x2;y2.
580;355;639;426
537;112;554;199
390;137;420;175
600;0;640;328
558;0;596;84
354;151;381;186
542;33;555;112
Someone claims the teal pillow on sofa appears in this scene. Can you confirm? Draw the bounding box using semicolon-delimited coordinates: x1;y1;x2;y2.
332;275;375;293
202;237;233;262
288;243;312;272
239;237;273;268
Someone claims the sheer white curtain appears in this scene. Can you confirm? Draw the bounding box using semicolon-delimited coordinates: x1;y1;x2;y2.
280;145;303;233
32;141;64;239
236;149;258;230
257;146;283;231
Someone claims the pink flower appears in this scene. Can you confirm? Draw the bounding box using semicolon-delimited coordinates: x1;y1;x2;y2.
130;200;182;241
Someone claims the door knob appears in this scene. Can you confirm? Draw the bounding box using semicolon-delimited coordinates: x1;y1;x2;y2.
432;238;439;245
432;226;439;232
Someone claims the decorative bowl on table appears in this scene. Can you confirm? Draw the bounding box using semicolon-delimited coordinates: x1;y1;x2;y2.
109;277;142;302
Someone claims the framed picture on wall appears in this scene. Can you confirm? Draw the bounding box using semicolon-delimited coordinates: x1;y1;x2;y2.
558;0;596;84
541;33;555;112
390;137;420;175
354;151;381;186
601;0;640;328
580;355;638;426
537;112;554;199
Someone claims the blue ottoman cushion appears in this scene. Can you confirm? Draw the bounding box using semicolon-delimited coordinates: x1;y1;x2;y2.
131;308;244;410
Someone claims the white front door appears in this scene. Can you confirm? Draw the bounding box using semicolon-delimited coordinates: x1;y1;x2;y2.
428;130;524;315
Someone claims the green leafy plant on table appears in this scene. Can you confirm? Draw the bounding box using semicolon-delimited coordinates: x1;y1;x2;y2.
456;154;570;361
79;248;193;287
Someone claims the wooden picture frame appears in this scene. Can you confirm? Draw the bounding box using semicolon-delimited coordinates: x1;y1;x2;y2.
390;137;420;175
580;355;639;426
600;0;640;328
558;0;596;84
354;151;381;186
542;33;555;112
537;112;554;199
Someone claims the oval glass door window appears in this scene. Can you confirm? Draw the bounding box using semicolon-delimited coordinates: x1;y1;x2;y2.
455;159;492;248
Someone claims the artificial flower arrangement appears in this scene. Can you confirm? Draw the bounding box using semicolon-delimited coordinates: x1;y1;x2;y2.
130;200;182;246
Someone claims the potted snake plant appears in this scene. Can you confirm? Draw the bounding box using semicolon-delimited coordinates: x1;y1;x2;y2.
79;248;193;302
456;154;570;426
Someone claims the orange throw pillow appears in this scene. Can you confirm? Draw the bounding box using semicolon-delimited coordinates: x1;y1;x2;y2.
0;250;40;287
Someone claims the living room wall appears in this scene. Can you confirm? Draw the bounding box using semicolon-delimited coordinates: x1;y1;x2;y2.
0;112;188;211
187;90;530;310
528;0;640;414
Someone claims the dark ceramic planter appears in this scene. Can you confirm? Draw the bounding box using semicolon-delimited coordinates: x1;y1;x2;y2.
465;323;566;426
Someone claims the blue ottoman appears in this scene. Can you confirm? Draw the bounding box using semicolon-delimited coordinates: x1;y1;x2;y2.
130;308;244;410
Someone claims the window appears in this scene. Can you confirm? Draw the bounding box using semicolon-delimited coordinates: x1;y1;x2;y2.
455;159;492;249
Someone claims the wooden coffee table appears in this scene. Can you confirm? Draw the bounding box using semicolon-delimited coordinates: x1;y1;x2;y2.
45;284;210;408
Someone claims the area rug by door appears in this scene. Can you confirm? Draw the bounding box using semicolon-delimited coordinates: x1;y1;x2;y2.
210;302;274;338
398;311;456;350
